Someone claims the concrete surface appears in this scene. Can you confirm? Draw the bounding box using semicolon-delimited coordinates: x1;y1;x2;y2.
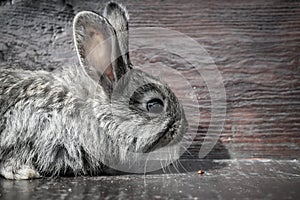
0;160;299;199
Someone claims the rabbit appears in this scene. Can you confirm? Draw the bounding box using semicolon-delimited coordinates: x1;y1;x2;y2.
0;2;187;180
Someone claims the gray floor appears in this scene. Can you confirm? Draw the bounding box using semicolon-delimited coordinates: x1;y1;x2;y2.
0;160;299;200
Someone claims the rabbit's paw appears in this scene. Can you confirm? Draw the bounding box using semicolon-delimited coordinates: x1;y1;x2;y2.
0;164;41;180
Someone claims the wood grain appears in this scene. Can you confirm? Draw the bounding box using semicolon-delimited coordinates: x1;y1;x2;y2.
0;0;299;159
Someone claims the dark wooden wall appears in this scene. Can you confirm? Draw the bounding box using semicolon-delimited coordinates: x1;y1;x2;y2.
0;0;299;159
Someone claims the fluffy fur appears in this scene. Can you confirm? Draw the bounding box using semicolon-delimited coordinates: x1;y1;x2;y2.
0;2;187;179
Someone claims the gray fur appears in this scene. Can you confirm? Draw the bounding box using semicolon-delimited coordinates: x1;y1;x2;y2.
103;2;130;66
0;2;187;180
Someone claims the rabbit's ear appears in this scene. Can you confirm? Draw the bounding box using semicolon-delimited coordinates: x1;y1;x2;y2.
103;2;130;66
73;11;128;93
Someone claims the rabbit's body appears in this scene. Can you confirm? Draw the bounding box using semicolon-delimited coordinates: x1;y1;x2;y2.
0;68;110;178
0;2;187;180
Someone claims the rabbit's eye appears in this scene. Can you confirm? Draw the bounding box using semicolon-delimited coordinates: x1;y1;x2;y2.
146;98;164;114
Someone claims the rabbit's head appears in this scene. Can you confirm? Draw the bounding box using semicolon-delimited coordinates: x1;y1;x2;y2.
73;2;187;155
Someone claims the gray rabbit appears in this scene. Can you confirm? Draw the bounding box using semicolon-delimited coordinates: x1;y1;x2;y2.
0;2;187;179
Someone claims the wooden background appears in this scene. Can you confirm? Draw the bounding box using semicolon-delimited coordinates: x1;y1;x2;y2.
0;0;299;159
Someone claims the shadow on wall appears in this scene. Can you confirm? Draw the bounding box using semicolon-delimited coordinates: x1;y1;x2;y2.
180;125;231;159
147;126;231;175
166;125;231;174
147;141;230;175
